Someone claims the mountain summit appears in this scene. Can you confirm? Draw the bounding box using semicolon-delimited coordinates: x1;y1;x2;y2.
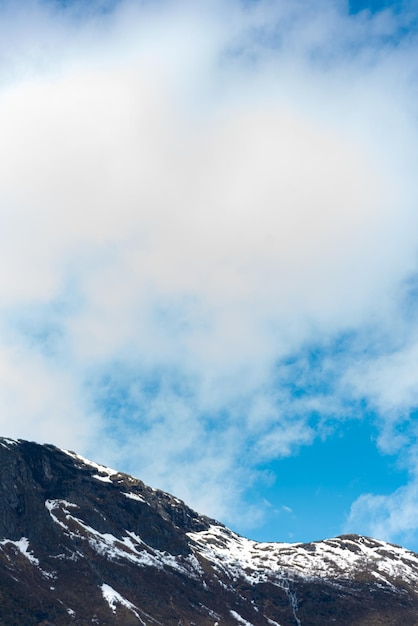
0;437;417;625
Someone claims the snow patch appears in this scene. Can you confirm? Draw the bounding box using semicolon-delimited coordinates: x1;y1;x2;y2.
124;492;147;503
0;438;17;448
45;499;79;530
101;583;145;623
0;537;39;566
230;610;254;625
92;474;113;483
61;449;117;478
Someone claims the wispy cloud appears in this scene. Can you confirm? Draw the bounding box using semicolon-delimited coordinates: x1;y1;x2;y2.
346;481;418;548
0;0;418;535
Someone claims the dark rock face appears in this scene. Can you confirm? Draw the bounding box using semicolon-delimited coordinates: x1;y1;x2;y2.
0;438;417;625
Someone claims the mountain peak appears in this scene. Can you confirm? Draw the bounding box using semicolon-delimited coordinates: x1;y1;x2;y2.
0;438;417;625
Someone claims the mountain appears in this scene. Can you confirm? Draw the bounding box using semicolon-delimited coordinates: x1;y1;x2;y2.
0;438;417;625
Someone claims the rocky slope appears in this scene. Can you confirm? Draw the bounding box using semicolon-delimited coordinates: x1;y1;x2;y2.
0;437;417;625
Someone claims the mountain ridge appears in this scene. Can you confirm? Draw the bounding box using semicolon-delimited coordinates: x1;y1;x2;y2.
0;437;417;625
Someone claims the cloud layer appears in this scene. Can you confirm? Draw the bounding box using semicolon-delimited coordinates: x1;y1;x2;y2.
1;0;418;540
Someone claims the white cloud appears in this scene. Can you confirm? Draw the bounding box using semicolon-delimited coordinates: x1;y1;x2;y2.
0;0;418;528
346;480;418;548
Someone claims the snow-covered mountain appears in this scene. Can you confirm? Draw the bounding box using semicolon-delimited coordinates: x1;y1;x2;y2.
0;437;417;625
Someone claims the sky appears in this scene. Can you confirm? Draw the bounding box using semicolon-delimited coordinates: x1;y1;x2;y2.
1;0;418;552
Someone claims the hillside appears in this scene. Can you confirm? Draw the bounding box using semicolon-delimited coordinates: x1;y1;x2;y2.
0;438;417;625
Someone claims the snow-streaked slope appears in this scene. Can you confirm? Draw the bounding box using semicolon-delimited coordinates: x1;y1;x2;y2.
55;444;418;593
1;437;417;625
45;498;203;578
62;444;418;591
188;524;418;589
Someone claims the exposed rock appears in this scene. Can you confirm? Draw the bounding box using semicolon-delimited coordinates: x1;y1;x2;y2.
0;437;417;625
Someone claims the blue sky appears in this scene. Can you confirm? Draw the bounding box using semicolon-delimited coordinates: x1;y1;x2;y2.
1;0;418;552
349;0;392;12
